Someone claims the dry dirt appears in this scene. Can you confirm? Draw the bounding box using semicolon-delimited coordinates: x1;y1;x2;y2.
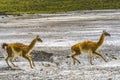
0;10;120;80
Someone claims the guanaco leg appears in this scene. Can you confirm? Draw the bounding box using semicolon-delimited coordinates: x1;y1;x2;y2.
28;55;35;67
71;50;81;64
5;56;11;68
89;52;94;65
23;54;33;69
5;47;13;68
9;56;18;67
93;51;107;62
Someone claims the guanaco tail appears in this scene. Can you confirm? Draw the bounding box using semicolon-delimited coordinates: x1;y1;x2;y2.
70;30;110;65
2;35;43;68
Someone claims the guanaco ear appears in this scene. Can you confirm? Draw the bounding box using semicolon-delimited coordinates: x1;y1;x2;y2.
36;35;39;38
103;30;106;33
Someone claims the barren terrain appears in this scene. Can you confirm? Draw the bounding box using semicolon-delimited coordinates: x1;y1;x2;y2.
0;10;120;80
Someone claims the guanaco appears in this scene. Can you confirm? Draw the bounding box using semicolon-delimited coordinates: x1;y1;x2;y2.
2;35;42;68
71;30;110;65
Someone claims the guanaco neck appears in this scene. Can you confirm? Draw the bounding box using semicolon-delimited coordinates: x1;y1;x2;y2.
97;33;105;47
28;38;37;51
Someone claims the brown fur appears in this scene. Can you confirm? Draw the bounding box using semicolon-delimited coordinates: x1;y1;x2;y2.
71;30;110;65
2;35;42;68
2;43;8;49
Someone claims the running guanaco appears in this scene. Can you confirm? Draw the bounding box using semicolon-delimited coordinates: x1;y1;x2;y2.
70;30;110;65
2;35;42;68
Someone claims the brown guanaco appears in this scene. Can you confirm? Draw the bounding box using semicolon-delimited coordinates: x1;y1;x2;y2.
70;30;110;65
2;35;42;68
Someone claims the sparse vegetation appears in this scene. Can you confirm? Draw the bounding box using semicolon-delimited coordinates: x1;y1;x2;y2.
0;0;120;14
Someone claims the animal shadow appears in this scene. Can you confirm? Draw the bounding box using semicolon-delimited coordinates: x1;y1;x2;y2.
0;66;22;71
31;50;54;62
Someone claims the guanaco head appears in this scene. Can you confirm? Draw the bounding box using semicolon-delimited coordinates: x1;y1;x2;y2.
36;35;43;42
103;30;111;36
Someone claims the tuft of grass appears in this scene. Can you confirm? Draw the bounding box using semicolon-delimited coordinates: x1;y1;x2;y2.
0;0;120;14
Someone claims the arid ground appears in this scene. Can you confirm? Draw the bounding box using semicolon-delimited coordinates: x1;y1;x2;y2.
0;10;120;80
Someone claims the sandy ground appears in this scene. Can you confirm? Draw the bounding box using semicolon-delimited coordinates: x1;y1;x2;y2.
0;10;120;80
